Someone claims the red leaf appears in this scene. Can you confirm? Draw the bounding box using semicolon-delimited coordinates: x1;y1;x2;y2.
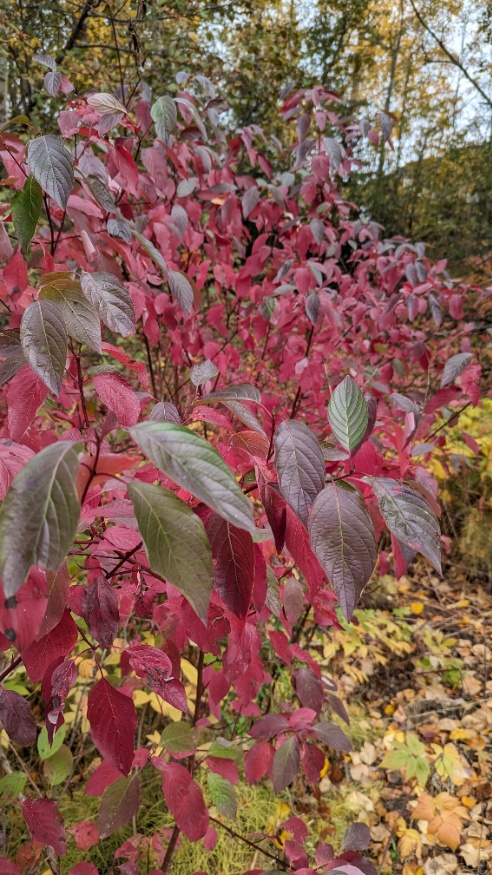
244;740;273;783
301;742;325;783
257;470;286;553
87;678;137;776
42;658;77;739
93;372;140;427
22;609;78;682
0;570;48;650
22;798;67;855
82;576;119;645
38;564;70;638
0;439;34;501
284;506;325;596
85;760;124;796
206;512;254;618
69;820;100;850
161;762;209;841
0;689;37;746
7;366;49;442
68;864;99;875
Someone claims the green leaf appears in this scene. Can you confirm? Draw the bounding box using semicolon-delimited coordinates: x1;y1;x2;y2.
207;772;237;819
0;772;27;799
11;175;42;250
27;135;73;210
129;422;254;532
44;744;73;785
208;739;243;762
40;280;102;353
160;722;197;753
328;375;368;452
127;481;213;623
0;442;81;596
98;775;140;839
37;724;67;760
151;95;177;140
20;299;68;394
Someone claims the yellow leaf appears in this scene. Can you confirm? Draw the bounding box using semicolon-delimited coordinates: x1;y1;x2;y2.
78;658;97;678
449;728;473;741
320;757;329;777
410;602;424;615
399;828;422;859
385;703;396;715
181;659;198;685
460;796;476;808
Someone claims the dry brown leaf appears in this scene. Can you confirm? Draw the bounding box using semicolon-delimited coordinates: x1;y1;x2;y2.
423;853;459;875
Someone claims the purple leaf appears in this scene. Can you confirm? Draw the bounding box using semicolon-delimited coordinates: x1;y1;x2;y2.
312;721;352;751
82;576;119;646
294;668;323;714
274;420;325;526
441;353;473;388
308;482;377;620
272;736;300;793
370;477;441;573
0;689;37;745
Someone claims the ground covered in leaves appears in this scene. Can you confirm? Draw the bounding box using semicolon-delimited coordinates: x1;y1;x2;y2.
285;562;492;875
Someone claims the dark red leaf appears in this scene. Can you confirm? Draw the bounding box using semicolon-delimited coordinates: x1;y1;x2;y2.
22;798;66;855
250;713;290;739
206;512;254;619
294;668;323;714
257;471;286;553
82;576;119;645
87;678;137;776
22;609;78;682
161;762;209;841
0;689;36;745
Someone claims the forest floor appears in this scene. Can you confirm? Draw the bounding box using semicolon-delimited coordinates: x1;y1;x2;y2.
287;559;492;875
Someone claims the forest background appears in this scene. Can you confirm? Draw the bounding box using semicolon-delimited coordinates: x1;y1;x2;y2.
3;0;492;281
0;2;492;875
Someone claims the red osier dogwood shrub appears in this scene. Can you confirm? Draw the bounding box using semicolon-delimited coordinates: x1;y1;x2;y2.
0;58;482;873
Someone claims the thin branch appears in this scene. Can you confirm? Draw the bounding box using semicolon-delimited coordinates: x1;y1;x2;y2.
55;0;95;65
409;0;492;109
